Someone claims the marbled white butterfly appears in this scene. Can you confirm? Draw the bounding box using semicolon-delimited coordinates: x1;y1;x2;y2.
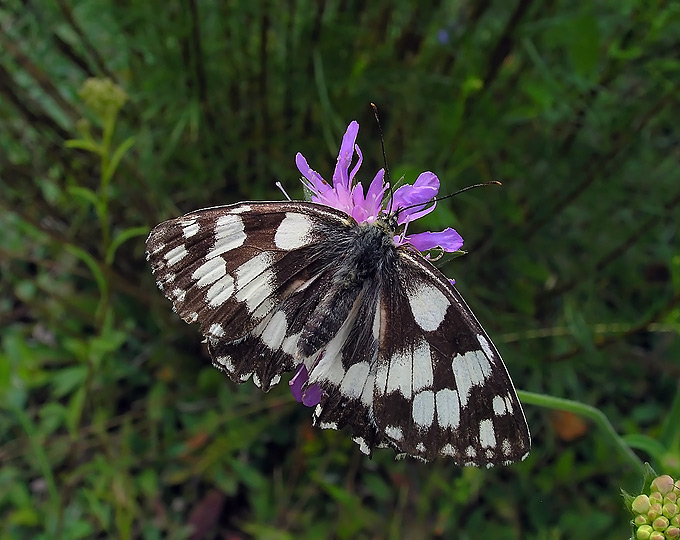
146;121;530;466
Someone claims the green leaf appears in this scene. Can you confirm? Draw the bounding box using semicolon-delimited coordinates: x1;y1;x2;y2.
105;226;149;265
566;14;600;78
65;138;103;154
64;244;108;308
102;136;135;187
66;386;87;437
51;365;88;398
67;186;103;215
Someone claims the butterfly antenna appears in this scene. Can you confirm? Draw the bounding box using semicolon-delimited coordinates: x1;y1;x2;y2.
371;103;394;214
398;181;503;214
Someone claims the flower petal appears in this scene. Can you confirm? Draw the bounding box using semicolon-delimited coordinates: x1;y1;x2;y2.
296;152;328;196
362;169;387;222
332;121;360;190
392;172;440;224
404;228;463;253
289;364;308;402
349;144;363;183
302;383;322;407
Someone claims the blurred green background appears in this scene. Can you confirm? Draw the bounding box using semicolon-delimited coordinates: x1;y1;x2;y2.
1;1;679;538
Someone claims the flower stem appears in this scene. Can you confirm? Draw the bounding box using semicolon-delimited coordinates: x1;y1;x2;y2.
517;390;646;475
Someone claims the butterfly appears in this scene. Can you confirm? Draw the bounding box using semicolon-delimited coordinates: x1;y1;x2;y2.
146;121;530;466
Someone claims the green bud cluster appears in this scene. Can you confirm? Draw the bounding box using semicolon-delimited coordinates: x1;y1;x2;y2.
632;475;680;539
78;77;128;120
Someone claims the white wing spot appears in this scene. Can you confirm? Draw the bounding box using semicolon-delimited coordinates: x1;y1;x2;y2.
412;339;433;392
386;350;411;398
274;213;314;250
353;436;370;455
465;445;477;458
412;390;435;428
319;421;338;430
173;288;186;302
436;389;461;429
416;442;426;452
234;252;275;316
215;356;234;372
477;333;496;362
479;419;496;448
340;362;370;399
385;425;403;441
193;257;227;287
502;439;512;455
282;332;301;356
209;323;224;337
186;312;198;322
206;273;235;307
261;311;288;350
441;443;456;457
182;219;199;238
252;374;261;388
407;282;449;332
452;350;492;407
375;361;388;395
504;396;514;414
165;245;188;266
211;215;246;257
492;395;507;415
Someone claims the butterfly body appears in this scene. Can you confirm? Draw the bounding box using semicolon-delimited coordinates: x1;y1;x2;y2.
147;200;530;466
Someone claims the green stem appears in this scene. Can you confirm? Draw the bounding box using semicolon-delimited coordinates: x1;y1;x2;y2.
517;390;646;475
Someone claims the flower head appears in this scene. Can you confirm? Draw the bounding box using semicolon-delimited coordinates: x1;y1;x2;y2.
630;474;680;540
296;121;464;253
290;121;464;407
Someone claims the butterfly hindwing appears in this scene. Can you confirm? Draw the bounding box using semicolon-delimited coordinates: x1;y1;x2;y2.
370;249;530;465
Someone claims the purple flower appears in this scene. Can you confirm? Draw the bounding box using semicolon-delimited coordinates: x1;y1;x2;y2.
297;121;464;252
291;121;464;406
289;364;322;406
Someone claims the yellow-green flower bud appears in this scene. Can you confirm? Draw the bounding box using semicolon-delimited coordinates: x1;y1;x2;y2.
635;514;651;526
651;492;665;504
652;475;676;495
672;515;680;527
78;77;127;121
650;532;666;540
665;503;679;518
666;526;680;539
667;493;678;504
653;516;669;531
634;495;653;514
637;525;653;539
650;503;663;520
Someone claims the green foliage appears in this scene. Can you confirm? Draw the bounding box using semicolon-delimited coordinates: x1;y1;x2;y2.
1;0;679;538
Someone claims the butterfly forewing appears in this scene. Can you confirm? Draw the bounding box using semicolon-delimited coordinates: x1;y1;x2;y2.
146;201;530;466
146;202;352;389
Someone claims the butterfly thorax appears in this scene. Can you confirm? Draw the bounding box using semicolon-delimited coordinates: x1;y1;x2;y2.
298;220;396;358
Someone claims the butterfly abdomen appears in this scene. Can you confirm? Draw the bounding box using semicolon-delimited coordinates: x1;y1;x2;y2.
299;222;395;358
